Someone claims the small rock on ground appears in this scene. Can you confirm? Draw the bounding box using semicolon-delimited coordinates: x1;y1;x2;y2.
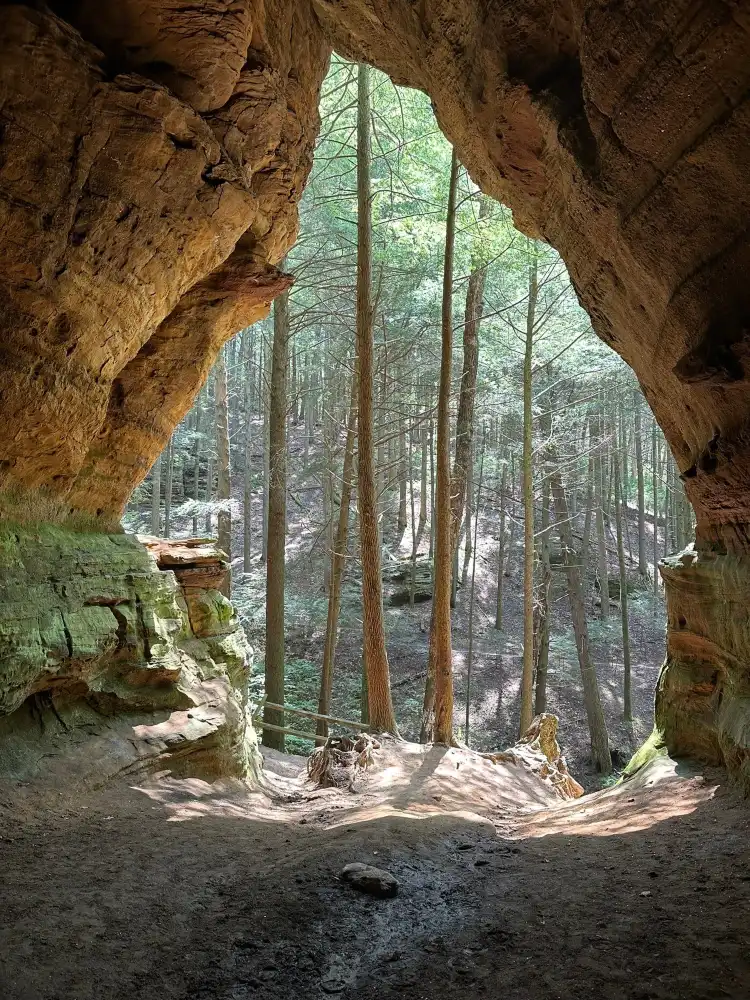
340;862;399;898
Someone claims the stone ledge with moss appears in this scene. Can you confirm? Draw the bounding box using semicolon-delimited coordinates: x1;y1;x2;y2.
0;526;258;787
656;544;750;791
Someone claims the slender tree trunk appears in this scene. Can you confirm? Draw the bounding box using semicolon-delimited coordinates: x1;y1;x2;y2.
594;415;609;620
243;409;253;572
620;404;634;562
192;401;202;536
450;193;490;550
418;416;428;543
495;460;507;630
421;147;459;745
409;418;418;605
428;415;436;560
151;453;161;535
613;439;633;722
261;340;270;563
215;348;231;593
461;442;474;585
581;455;594;586
520;255;538;736
204;454;213;534
534;474;551;716
355;63;397;735
397;399;407;538
652;420;659;598
465;427;485;745
317;366;357;738
163;435;174;538
550;466;612;773
634;397;647;576
262;288;289;750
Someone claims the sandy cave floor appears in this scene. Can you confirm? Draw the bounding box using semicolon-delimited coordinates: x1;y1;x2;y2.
1;742;749;1000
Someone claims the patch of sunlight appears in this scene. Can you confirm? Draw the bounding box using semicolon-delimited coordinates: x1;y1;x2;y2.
513;758;718;840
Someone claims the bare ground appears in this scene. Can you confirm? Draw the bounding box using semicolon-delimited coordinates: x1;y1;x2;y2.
2;741;749;1000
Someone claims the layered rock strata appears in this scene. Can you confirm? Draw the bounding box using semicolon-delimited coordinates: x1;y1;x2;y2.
0;528;256;783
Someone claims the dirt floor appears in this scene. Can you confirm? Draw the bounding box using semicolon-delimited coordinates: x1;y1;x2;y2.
2;740;749;1000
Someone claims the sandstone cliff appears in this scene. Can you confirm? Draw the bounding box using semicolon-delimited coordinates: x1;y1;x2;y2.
0;527;257;784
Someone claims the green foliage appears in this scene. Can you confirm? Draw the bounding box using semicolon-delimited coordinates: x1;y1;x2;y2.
250;656;364;755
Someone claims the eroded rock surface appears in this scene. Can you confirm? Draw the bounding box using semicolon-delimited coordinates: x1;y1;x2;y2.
0;528;256;783
656;544;750;786
0;3;328;520
0;1;749;783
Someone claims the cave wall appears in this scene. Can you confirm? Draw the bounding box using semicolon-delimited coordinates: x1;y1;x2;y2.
0;527;256;783
0;3;329;521
0;1;749;781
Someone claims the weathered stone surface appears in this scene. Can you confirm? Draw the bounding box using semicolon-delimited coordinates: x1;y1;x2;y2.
0;4;328;520
340;862;399;898
138;535;231;591
0;527;257;780
382;557;433;606
656;545;750;788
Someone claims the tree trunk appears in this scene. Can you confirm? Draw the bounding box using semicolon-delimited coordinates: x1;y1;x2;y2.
520;255;538;736
215;348;231;593
550;467;612;773
421;147;459;745
534;474;552;716
163;434;174;538
317;366;357;739
461;441;474;585
355;63;397;735
581;454;594;586
261;336;270;563
409;416;418;605
495;459;507;630
204;453;213;535
465;427;485;745
594;414;609;621
428;414;436;560
192;399;202;536
613;437;633;722
418;415;428;544
243;407;253;573
652;420;659;598
151;452;161;535
262;287;289;750
397;398;407;538
634;396;647;576
450;193;490;550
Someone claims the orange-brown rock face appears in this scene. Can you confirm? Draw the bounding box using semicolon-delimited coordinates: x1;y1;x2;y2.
1;1;750;780
0;3;328;519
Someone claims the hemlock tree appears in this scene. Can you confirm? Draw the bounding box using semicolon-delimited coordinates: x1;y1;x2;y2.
422;147;459;746
262;287;290;750
355;62;398;735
